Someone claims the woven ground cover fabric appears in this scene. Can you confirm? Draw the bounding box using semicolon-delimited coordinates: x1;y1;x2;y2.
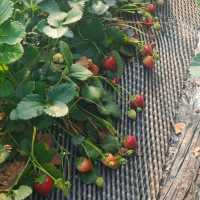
29;1;200;200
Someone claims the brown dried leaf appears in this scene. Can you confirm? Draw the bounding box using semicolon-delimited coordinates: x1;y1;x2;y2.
0;160;27;192
192;147;200;158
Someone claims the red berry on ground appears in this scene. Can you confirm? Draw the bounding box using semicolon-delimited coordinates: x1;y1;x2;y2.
123;135;137;150
34;175;54;197
141;44;153;56
143;17;154;28
102;153;119;169
143;55;155;69
146;4;156;13
130;95;145;110
76;157;93;173
103;56;117;71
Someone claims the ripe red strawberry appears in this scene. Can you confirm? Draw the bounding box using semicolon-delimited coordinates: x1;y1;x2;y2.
146;4;156;13
76;157;93;173
143;17;154;28
123;135;137;150
103;56;117;71
34;175;54;196
88;64;99;75
102;153;119;169
141;44;153;56
143;56;155;69
130;95;144;110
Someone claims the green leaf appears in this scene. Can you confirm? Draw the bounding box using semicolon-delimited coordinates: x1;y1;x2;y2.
82;140;103;159
0;149;10;164
0;79;14;97
44;101;69;117
79;169;98;184
13;185;32;200
71;134;85;146
0;0;13;26
55;179;71;197
62;7;83;25
59;41;73;67
0;21;25;45
34;143;54;163
10;94;44;120
69;63;93;81
0;43;24;64
101;135;121;153
190;53;200;77
41;163;63;179
48;83;78;104
39;0;60;14
98;103;121;118
112;50;125;77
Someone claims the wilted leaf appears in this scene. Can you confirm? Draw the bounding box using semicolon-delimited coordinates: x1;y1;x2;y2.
175;122;185;135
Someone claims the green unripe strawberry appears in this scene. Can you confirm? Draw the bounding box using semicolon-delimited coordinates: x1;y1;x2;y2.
53;53;64;64
95;177;105;188
136;107;143;113
81;86;103;102
127;109;137;120
153;22;161;31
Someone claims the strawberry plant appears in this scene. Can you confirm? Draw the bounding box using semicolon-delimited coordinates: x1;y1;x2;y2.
0;0;164;198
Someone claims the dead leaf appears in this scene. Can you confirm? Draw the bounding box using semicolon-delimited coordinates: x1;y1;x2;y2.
192;147;200;158
175;123;186;135
0;113;6;121
0;160;27;192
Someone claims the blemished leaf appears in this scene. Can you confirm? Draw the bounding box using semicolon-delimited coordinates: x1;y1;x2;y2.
47;83;78;104
10;94;44;120
101;135;121;153
0;193;11;200
91;1;109;15
44;102;69;117
0;21;25;45
0;0;13;26
0;43;24;64
62;7;83;25
47;12;68;27
59;41;73;67
69;63;93;81
37;20;73;39
13;185;32;200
